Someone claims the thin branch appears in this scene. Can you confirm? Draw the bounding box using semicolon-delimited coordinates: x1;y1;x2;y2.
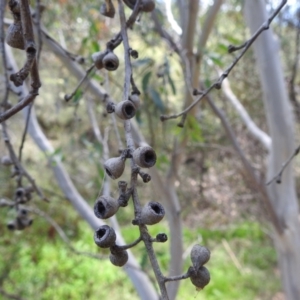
1;121;48;202
0;90;38;123
64;65;95;102
18;102;32;162
160;0;287;122
266;144;300;185
118;0;169;298
218;70;271;151
164;272;190;283
206;93;283;234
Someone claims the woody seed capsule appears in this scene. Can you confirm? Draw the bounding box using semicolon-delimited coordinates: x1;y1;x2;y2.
94;225;116;248
132;146;156;168
94;195;119;219
140;201;165;225
104;156;126;179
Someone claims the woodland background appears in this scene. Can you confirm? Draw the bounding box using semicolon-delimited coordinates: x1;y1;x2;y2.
0;0;299;299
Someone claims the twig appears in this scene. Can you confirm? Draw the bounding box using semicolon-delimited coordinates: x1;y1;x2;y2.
0;90;38;123
118;0;169;298
1;122;49;202
206;92;283;234
160;0;287;122
18;102;32;162
64;65;95;102
164;272;190;283
266;144;300;185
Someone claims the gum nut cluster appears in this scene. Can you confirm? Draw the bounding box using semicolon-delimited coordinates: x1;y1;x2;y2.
7;208;33;231
103;146;156;180
92;50;119;71
93;225;129;267
189;245;211;290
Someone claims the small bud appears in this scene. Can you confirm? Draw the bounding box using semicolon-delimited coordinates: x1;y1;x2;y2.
92;51;106;69
94;195;119;219
115;100;136;120
103;51;119;71
141;0;155;12
129;49;139;59
132;146;156;168
156;233;168;243
138;170;151;183
189;266;210;290
190;245;210;271
106;101;115;114
94;225;116;248
129;94;141;109
1;156;13;166
104;156;126;179
109;249;128;267
140;201;165;225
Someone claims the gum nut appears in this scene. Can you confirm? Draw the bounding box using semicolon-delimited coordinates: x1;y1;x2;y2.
7;220;16;230
94;195;119;219
190;245;210;270
6;22;25;50
114;100;136;120
190;266;210;290
141;0;155;12
1;156;13;166
17;208;28;219
94;225;116;248
91;51;106;69
104;157;126;179
109;250;128;267
141;201;165;225
129;94;141;109
132;146;156;168
103;51;119;71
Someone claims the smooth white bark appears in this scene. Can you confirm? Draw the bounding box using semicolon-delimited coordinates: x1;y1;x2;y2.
244;1;300;299
220;75;271;151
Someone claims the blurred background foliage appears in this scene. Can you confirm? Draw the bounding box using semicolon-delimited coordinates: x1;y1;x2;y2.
1;0;299;299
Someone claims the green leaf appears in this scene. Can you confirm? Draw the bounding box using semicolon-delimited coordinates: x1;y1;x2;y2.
186;116;204;143
167;74;176;95
149;87;165;113
72;89;83;104
132;58;154;68
142;71;152;94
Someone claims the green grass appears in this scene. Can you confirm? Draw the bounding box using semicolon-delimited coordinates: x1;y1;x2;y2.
0;203;280;300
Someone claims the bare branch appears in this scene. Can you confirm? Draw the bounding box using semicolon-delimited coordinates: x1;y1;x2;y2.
266;144;300;185
206;93;283;234
219;72;271;151
161;0;288;122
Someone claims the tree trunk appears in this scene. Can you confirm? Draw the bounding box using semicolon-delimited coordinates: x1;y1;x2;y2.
244;1;300;299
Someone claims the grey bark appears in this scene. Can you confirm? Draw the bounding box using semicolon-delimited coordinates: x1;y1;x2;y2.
244;1;300;299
